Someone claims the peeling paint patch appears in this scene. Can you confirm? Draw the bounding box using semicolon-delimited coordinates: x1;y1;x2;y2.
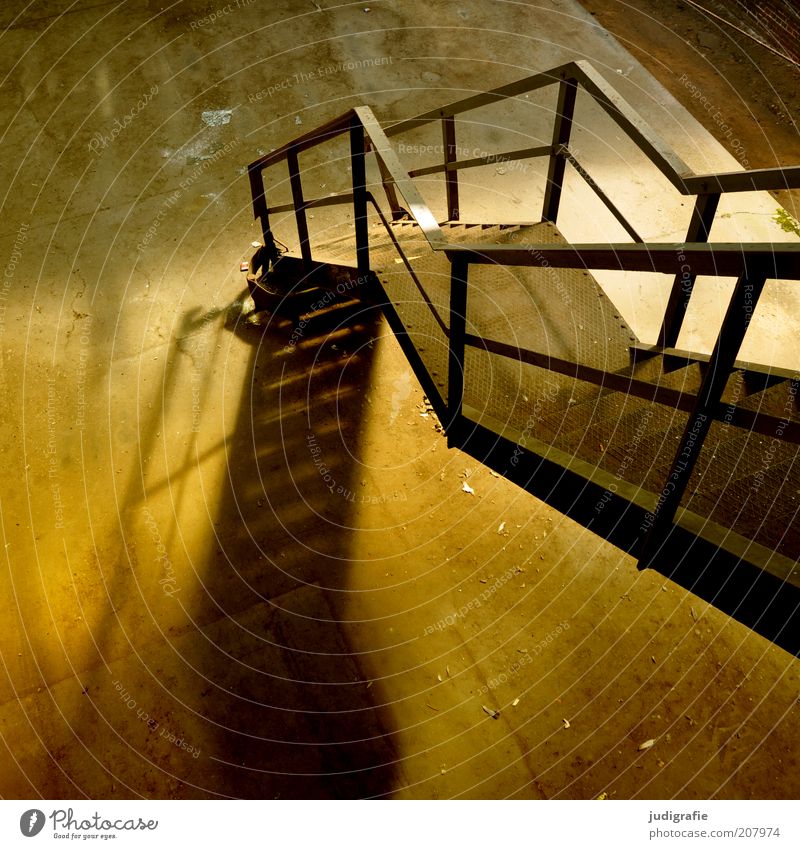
201;109;232;127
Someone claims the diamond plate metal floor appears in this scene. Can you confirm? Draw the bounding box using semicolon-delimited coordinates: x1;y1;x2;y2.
278;216;799;562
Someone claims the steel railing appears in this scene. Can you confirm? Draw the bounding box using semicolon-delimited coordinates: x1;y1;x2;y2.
245;61;800;570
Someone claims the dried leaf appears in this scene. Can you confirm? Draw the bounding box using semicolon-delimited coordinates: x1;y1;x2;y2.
462;482;475;495
562;718;571;729
482;705;500;719
638;738;656;751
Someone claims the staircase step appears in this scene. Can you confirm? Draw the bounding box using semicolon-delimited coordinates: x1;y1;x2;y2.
569;403;686;492
691;427;800;493
389;219;542;247
736;378;800;422
686;456;800;558
561;396;656;452
630;355;705;393
537;390;634;443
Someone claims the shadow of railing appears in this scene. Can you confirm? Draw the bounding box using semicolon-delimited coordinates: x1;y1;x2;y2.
172;286;399;798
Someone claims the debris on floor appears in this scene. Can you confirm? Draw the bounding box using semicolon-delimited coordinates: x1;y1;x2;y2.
201;109;232;126
462;481;475;495
482;705;500;719
638;738;656;751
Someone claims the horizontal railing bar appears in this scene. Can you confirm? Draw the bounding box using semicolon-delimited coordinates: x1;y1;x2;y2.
684;165;800;194
561;146;643;242
266;193;355;215
465;334;800;441
445;242;800;278
386;59;693;194
250;62;800;224
631;342;800;383
407;144;552;178
385;63;578;136
569;60;694;194
248;111;356;172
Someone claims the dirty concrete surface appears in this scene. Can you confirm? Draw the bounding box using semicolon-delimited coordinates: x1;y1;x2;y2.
0;0;798;799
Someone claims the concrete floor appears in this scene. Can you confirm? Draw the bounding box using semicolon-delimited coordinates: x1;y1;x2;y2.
0;0;798;799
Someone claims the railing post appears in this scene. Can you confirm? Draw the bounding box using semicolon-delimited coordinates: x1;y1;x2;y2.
658;192;721;348
541;76;578;225
374;149;403;219
287;145;312;270
447;255;469;445
639;269;768;569
350;119;370;275
248;165;279;261
442;115;460;221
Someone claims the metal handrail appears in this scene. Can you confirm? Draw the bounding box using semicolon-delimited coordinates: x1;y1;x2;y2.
246;65;800;571
443;242;800;278
384;59;800;195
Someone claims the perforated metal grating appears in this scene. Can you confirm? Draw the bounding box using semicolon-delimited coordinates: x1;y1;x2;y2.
287;216;799;560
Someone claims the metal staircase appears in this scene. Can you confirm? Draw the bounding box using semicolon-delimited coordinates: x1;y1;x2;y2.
243;60;800;653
